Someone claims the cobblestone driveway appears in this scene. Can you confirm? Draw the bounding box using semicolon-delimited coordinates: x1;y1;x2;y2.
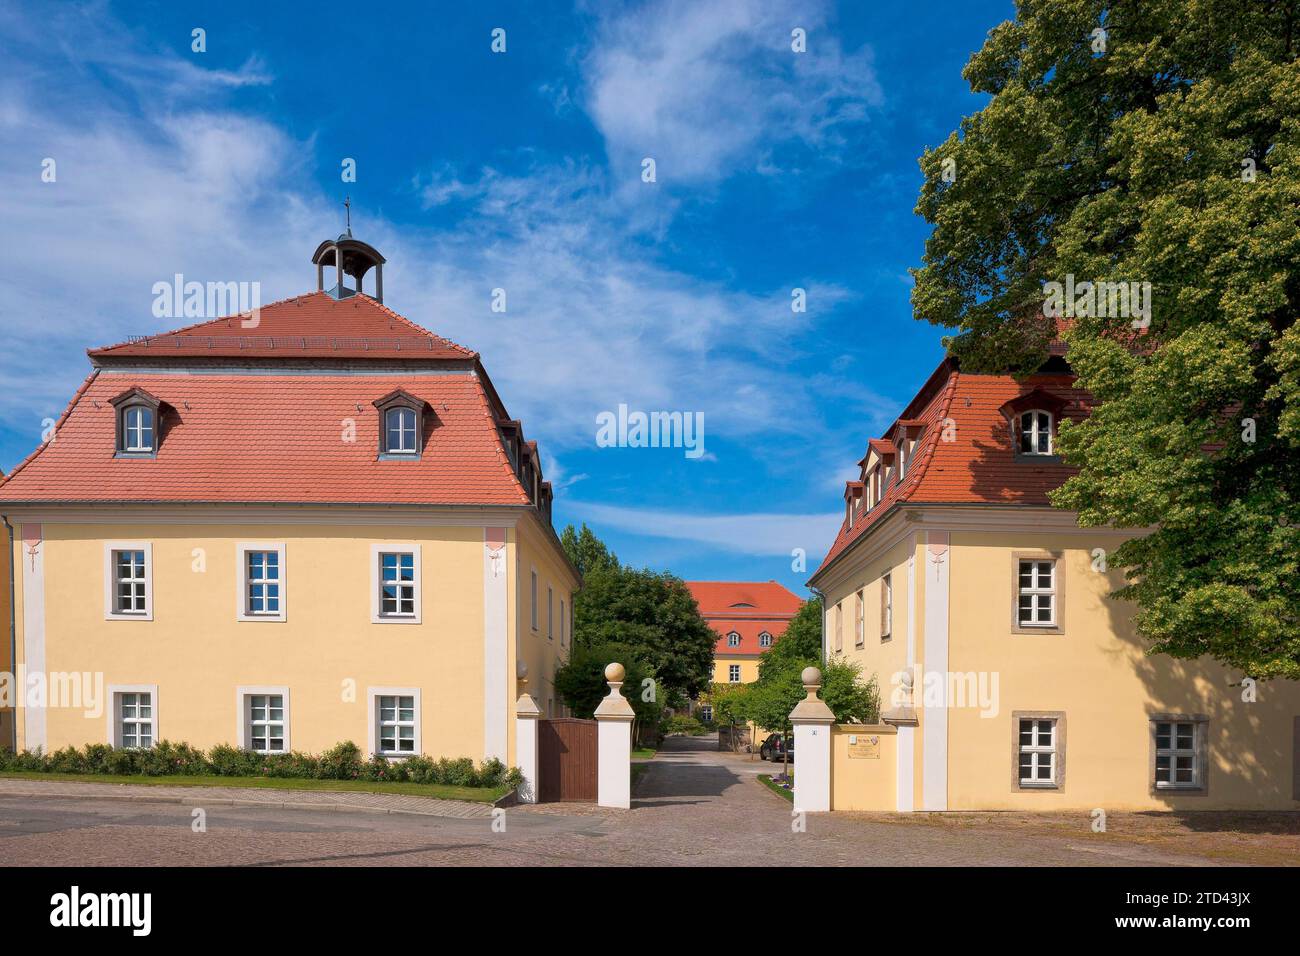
0;737;1264;866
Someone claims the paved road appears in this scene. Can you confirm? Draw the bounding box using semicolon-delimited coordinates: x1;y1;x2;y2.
0;737;1238;866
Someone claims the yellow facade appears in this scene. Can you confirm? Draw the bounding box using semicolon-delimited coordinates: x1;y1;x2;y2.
712;655;761;685
817;507;1300;811
8;508;575;767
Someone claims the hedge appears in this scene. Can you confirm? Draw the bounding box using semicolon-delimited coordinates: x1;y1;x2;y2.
0;740;522;790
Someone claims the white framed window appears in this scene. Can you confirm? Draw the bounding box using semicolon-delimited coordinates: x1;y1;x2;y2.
236;686;290;754
547;586;554;640
855;589;865;647
1019;410;1053;455
123;405;155;452
530;569;538;630
370;544;421;623
1017;559;1056;627
107;684;158;749
1153;719;1204;790
728;664;741;683
384;406;418;454
1018;717;1057;787
700;705;713;722
727;631;740;648
368;687;420;757
560;598;566;645
834;603;843;651
236;543;286;622
759;631;773;648
898;441;908;479
881;572;893;640
104;541;153;620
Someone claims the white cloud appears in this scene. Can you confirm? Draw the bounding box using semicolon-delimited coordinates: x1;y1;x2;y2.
582;0;882;185
568;500;841;557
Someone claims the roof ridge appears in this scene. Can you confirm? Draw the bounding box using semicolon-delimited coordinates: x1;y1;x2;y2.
91;292;321;352
0;370;100;487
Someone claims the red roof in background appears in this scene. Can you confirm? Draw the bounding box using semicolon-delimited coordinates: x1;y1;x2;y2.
0;372;529;505
88;292;476;362
685;581;803;657
810;361;1091;582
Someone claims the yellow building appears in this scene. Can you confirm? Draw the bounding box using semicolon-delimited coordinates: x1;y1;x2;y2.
686;581;802;701
0;235;578;766
810;357;1300;811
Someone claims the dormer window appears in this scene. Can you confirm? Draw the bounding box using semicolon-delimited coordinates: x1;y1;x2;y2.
727;631;740;648
123;406;155;452
110;387;165;458
1019;410;1054;455
373;389;430;459
385;407;417;454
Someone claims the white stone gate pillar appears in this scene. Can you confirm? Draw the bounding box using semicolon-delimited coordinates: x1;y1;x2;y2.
514;663;541;804
594;662;634;809
789;666;835;813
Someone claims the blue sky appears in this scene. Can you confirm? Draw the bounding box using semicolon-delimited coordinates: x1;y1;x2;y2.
0;0;1010;595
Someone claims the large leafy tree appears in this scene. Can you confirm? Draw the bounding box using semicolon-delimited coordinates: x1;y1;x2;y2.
913;0;1300;678
558;524;716;697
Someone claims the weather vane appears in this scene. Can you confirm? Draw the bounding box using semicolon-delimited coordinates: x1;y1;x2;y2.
343;195;352;237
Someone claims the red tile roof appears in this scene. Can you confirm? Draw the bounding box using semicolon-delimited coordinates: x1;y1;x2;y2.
89;292;476;361
810;360;1091;583
684;581;803;657
0;292;544;506
0;372;529;505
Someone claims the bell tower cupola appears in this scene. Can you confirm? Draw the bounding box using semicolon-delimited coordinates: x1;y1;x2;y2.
312;197;387;303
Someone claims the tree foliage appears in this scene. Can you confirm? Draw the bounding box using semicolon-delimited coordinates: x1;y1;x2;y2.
558;524;716;697
912;0;1300;678
552;641;661;726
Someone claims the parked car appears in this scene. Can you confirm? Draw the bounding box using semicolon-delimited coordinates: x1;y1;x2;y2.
759;733;794;761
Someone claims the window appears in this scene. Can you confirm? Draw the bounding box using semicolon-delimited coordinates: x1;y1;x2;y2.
375;693;417;756
123;406;155;452
855;590;865;647
700;705;713;723
898;441;908;479
880;572;893;640
530;570;538;630
759;631;773;648
1153;719;1204;790
1017;718;1057;787
237;543;286;621
248;694;286;753
1019;410;1053;455
373;390;427;458
370;544;421;623
1017;559;1056;627
111;388;164;456
560;598;566;645
115;691;153;749
547;586;554;640
104;542;152;620
727;631;740;648
728;664;741;683
834;603;843;652
385;407;417;454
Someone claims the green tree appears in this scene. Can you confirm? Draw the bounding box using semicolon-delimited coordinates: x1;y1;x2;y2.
756;596;822;681
560;522;620;578
570;563;716;698
553;641;662;736
912;0;1300;678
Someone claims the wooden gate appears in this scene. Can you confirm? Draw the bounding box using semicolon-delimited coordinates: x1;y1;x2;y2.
538;717;598;802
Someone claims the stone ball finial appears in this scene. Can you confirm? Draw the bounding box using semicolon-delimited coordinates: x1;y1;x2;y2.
516;661;528;680
899;670;914;689
801;666;822;686
605;662;626;683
